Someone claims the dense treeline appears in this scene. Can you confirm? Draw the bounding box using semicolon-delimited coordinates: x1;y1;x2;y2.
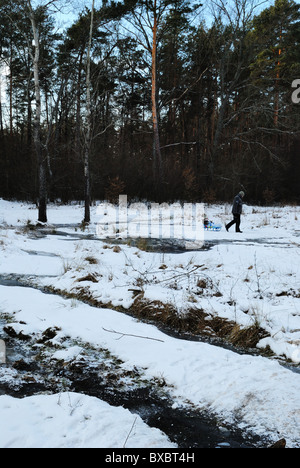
0;0;300;218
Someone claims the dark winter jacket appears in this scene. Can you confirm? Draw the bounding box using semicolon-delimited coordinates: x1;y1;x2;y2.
232;194;243;215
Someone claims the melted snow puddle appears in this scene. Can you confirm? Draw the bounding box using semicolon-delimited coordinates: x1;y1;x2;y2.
38;226;298;252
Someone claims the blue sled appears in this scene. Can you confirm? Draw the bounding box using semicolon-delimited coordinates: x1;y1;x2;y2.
204;222;222;232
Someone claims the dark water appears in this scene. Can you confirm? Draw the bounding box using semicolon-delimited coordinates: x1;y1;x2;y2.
71;374;261;449
0;341;262;449
0;278;264;448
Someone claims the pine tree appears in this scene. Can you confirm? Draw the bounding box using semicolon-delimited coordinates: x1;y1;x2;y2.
249;0;300;127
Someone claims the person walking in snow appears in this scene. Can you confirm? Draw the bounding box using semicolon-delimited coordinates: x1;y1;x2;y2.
226;191;245;233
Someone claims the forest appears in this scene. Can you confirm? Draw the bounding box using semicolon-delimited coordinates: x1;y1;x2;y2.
0;0;300;223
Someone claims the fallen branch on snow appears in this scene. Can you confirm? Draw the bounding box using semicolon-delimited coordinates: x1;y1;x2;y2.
102;327;164;343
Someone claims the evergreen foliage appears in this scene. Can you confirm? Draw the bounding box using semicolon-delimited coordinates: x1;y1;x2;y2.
0;0;299;207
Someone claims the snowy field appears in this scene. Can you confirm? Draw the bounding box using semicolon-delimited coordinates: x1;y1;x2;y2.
0;199;299;448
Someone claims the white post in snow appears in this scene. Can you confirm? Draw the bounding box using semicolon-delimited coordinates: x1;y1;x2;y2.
0;340;6;364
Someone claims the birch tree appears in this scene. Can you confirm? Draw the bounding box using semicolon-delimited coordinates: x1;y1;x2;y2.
3;0;50;221
26;0;48;222
16;0;62;222
151;0;163;188
83;0;95;224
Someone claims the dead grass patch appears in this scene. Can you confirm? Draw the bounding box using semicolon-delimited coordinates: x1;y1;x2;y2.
131;296;269;348
75;273;99;283
130;296;209;334
85;256;98;265
43;285;270;351
227;323;269;348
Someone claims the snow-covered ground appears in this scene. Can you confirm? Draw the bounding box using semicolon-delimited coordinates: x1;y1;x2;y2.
0;199;299;448
0;392;176;449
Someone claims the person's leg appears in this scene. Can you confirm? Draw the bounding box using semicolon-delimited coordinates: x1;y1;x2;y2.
226;214;239;231
226;218;235;231
235;214;241;232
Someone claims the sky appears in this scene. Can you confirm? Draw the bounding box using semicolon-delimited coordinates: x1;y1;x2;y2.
1;0;300;116
39;0;300;33
52;0;300;36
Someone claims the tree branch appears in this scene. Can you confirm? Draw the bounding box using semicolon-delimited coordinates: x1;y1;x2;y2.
102;327;164;342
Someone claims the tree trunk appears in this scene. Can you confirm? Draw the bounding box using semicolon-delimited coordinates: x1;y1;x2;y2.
84;0;95;224
76;51;84;158
29;5;47;223
0;79;3;137
274;44;282;128
151;0;163;190
27;78;32;147
9;40;13;136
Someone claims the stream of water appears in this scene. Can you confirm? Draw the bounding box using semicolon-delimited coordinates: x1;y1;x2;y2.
0;274;265;448
2;225;297;448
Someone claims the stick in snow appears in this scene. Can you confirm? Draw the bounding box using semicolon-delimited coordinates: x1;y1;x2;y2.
102;327;164;343
123;417;137;448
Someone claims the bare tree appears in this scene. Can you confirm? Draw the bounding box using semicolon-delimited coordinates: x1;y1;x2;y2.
16;0;64;222
208;0;270;177
26;0;48;222
83;0;95;224
151;0;163;187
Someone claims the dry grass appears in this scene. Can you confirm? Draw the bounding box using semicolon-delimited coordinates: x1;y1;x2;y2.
75;273;99;283
85;256;98;265
43;285;270;351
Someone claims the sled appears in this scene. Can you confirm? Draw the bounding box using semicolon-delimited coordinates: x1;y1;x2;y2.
204;222;222;232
